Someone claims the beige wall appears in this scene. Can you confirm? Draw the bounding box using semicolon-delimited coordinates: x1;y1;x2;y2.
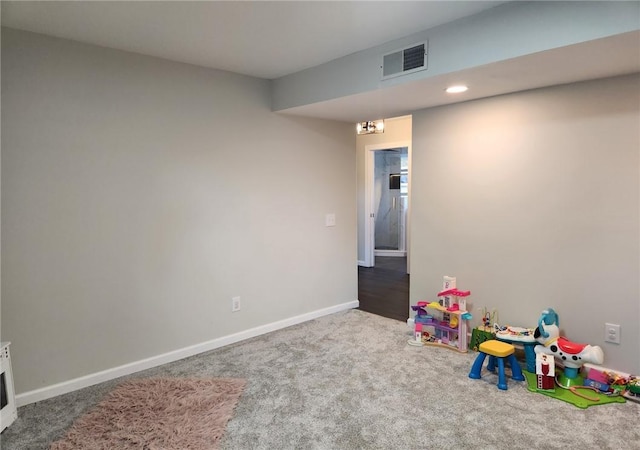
411;75;640;373
356;116;412;263
1;28;357;394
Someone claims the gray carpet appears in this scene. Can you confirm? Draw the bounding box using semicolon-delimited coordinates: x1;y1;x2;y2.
2;309;639;449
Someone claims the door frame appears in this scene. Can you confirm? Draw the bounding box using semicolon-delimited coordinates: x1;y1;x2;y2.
364;140;412;271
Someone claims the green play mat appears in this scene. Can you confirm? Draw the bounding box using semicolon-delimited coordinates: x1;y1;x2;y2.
523;370;626;409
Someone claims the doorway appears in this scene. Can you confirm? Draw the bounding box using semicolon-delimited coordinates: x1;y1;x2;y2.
362;141;411;271
373;148;408;257
358;141;411;322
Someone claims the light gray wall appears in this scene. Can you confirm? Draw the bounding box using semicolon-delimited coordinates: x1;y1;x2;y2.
410;74;640;374
1;28;357;394
273;1;640;112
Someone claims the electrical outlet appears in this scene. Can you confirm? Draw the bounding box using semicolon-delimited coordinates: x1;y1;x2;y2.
604;323;620;344
325;213;336;227
232;296;241;312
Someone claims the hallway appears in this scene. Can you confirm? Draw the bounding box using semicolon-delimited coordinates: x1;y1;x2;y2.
357;257;409;322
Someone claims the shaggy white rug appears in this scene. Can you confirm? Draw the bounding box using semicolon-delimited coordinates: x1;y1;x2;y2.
50;377;246;450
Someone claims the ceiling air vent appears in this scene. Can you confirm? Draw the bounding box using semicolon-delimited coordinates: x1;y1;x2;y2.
381;42;428;80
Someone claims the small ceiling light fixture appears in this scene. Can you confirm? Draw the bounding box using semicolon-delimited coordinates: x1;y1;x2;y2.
357;120;385;135
445;85;468;94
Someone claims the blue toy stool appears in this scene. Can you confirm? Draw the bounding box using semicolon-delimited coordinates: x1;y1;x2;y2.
469;340;525;390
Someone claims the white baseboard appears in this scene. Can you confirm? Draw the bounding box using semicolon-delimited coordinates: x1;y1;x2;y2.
357;260;366;266
16;300;360;407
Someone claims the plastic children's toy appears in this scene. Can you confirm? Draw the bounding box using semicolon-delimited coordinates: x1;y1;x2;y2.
533;308;604;387
624;376;640;403
583;369;640;403
583;368;611;392
524;309;625;408
535;353;555;391
411;302;429;318
495;325;537;373
469;307;497;351
469;339;525;390
408;276;472;353
481;307;497;330
602;370;629;391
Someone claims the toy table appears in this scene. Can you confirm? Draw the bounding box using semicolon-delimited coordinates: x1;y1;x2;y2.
495;327;537;373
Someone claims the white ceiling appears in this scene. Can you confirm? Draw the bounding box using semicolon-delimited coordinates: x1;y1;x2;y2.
2;1;638;122
1;1;505;79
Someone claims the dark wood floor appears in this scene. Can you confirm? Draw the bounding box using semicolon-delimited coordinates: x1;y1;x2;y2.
358;257;409;322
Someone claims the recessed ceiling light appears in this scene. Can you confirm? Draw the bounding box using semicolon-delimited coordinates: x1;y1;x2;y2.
446;85;468;94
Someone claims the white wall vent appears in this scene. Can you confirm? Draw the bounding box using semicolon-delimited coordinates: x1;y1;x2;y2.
381;42;428;80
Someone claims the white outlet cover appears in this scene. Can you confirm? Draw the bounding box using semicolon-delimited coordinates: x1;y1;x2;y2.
325;213;336;227
604;323;620;344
